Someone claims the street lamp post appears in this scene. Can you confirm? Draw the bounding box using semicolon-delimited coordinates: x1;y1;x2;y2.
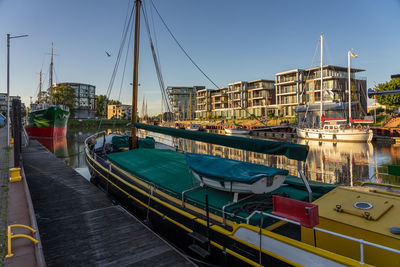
6;33;28;146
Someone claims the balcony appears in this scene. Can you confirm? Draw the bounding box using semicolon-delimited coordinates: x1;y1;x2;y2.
277;90;296;95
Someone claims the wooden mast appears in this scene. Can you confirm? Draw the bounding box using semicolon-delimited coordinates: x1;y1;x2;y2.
38;69;42;104
131;0;142;149
50;42;54;103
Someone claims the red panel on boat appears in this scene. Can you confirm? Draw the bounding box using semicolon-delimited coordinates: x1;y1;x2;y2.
272;195;319;228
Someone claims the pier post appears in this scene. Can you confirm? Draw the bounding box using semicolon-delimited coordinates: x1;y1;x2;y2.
12;99;21;167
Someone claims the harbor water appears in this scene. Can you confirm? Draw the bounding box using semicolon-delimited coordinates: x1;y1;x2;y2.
34;127;400;186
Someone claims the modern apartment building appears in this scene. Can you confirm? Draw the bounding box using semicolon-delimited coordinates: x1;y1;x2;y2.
167;86;205;121
275;65;367;124
227;81;248;118
210;88;228;118
194;79;276;119
274;69;304;117
56;82;96;119
107;104;132;120
246;79;275;117
195;88;211;119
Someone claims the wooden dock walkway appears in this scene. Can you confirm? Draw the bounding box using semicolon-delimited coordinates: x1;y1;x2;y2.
22;140;194;266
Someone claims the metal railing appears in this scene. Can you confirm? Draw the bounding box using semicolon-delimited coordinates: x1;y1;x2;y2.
6;224;38;258
245;210;400;265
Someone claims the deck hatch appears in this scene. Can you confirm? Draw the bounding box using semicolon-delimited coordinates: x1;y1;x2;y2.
336;194;393;220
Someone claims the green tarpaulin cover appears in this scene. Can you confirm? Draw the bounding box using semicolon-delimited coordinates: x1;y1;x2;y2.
186;153;288;184
106;149;336;225
112;135;155;150
134;123;308;161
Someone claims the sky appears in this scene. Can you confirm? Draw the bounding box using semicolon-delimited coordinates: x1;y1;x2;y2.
0;0;399;115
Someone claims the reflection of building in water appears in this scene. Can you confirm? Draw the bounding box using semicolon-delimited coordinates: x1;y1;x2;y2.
143;132;375;186
299;140;373;185
175;138;299;177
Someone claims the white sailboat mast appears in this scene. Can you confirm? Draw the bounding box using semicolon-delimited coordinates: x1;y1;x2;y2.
348;51;352;125
320;34;323;124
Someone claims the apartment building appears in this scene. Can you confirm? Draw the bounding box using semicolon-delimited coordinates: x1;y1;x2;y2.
195;88;212;119
56;82;96;119
194;79;276;119
0;93;21;114
167;86;204;121
274;69;304;117
275;65;367;124
227;81;247;118
210;88;229;118
246;79;275;117
107;104;132;120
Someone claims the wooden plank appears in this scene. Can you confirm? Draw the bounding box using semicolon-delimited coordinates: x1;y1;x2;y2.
22;141;194;266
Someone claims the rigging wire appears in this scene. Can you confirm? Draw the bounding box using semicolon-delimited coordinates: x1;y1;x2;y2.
97;3;135;131
148;0;164;116
149;0;221;90
301;38;320;124
141;3;172;115
148;0;273;126
113;11;135;132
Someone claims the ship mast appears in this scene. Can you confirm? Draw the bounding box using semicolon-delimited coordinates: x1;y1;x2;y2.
131;0;141;149
49;42;54;103
319;34;323;126
38;69;42;104
348;51;352;126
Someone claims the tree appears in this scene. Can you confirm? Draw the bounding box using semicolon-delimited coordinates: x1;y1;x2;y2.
37;91;50;103
95;95;107;117
95;94;122;118
108;99;122;105
376;78;400;106
52;84;76;115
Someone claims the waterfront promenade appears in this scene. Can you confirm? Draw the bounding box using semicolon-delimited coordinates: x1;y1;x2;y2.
0;127;45;267
0;128;10;265
21;140;194;266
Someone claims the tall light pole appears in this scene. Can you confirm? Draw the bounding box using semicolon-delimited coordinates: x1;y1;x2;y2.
7;33;28;146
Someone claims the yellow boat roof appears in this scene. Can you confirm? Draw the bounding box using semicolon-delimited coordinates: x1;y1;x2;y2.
314;186;400;240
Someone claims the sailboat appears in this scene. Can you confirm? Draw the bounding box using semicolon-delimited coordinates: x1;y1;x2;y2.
26;43;70;138
85;2;399;266
296;35;373;142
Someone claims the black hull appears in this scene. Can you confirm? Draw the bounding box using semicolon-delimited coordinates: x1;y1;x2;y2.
86;152;291;267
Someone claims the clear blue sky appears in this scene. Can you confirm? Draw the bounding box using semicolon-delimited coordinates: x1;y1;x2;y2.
1;0;399;114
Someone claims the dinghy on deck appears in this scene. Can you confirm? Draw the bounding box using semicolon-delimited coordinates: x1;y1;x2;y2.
186;153;289;194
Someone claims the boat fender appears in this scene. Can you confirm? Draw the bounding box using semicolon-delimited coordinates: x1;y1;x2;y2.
390;226;400;235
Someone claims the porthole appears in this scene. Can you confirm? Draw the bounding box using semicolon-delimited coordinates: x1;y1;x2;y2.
354;202;373;210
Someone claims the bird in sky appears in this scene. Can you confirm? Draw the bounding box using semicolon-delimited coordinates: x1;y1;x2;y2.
105;51;111;57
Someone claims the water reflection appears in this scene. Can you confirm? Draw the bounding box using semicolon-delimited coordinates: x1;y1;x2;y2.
142;131;400;186
31;137;69;164
36;127;400;186
298;140;374;186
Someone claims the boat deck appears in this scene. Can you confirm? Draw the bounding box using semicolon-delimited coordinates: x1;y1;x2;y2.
107;148;336;226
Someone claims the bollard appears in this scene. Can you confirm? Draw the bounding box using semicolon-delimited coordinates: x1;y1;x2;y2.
9;168;22;182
